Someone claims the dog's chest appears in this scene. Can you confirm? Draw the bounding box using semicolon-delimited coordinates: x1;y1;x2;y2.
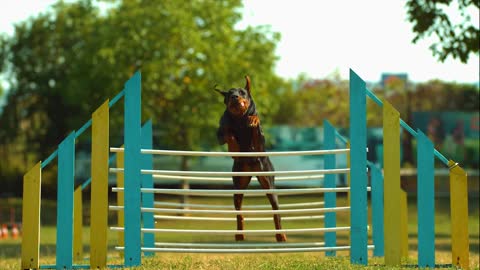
231;123;263;152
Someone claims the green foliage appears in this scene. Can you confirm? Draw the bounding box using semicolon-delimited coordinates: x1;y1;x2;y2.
0;0;283;192
272;75;350;127
273;75;479;130
1;0;478;197
101;0;283;151
412;80;479;111
0;1;109;157
406;0;479;63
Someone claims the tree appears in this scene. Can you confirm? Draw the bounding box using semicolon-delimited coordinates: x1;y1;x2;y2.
0;1;108;156
0;0;283;196
406;0;479;63
272;75;350;128
411;80;479;111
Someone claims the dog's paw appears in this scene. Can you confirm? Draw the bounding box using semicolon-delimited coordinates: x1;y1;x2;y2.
248;115;260;127
235;234;245;241
276;234;287;242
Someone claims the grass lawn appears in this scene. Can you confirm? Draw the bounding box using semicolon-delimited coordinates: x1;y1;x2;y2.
0;195;478;269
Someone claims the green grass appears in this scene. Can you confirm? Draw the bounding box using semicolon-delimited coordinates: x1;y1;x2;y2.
0;195;479;269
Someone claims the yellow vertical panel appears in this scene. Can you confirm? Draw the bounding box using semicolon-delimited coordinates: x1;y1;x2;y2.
449;160;469;269
116;145;125;257
21;161;42;270
90;100;109;269
73;186;83;261
346;141;351;248
383;101;402;266
400;190;408;258
346;141;351;208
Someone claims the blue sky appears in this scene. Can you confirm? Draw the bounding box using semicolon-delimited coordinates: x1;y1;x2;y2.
1;0;478;84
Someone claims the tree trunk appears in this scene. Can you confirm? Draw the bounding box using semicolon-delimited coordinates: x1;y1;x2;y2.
402;91;414;167
180;155;190;214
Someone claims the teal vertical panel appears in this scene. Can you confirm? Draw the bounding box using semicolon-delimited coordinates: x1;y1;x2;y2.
56;132;75;270
417;130;435;267
141;120;155;256
370;163;384;256
323;120;336;256
349;69;368;265
124;71;142;267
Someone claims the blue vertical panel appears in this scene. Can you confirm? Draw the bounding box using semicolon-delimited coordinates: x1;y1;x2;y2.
370;164;384;257
417;130;435;267
323;120;336;256
141;120;155;256
124;71;142;267
56;132;75;270
349;69;368;265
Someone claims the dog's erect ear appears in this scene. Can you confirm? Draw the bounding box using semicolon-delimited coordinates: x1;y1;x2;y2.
214;84;228;98
244;75;251;95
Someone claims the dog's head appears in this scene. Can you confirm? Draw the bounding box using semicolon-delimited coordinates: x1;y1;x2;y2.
215;76;253;117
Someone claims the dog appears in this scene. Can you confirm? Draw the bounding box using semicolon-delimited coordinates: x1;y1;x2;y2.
215;76;287;242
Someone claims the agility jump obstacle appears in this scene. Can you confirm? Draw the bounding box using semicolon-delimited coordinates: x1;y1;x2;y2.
20;69;470;269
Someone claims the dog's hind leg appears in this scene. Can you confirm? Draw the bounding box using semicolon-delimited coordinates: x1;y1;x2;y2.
257;175;287;242
233;173;251;241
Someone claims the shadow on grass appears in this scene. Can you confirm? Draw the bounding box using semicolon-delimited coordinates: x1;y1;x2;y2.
0;243;57;259
388;264;453;269
0;241;122;260
408;232;479;254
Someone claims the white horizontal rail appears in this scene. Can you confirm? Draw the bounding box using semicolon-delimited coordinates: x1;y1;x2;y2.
110;226;351;235
112;187;352;196
154;215;325;221
153;201;325;209
110;206;350;215
109;168;350;177
110;147;350;157
154;242;325;248
113;187;371;197
115;245;374;253
152;174;325;182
